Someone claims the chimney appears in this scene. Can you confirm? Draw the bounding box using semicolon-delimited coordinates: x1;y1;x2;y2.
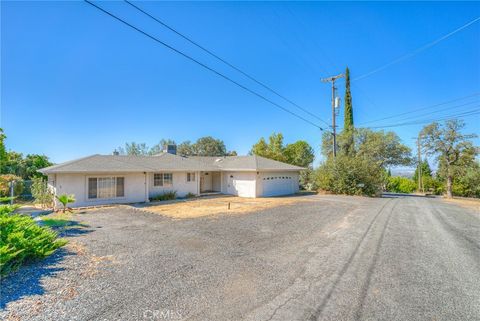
163;144;177;155
112;149;120;156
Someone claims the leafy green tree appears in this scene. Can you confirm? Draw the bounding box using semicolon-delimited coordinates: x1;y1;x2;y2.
322;128;411;167
193;136;227;156
412;159;432;183
452;161;480;198
386;176;417;194
251;137;270;158
251;133;286;162
342;67;354;155
421;119;478;198
355;128;412;167
177;141;195;156
118;142;150;156
251;133;314;168
22;154;52;179
284;141;314;167
0;129;6;173
3;152;24;177
149;139;176;155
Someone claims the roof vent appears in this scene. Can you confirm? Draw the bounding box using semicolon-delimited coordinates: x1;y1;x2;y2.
112;149;120;156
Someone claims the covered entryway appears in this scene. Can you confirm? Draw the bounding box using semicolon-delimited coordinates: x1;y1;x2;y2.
261;174;295;197
200;171;221;194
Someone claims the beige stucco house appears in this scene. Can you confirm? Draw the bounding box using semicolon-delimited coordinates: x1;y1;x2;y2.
39;150;304;207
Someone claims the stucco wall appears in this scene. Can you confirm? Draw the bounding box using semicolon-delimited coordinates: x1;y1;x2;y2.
221;171;257;197
148;171;199;198
52;173;147;207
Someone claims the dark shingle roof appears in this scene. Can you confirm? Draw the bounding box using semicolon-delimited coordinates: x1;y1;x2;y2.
39;154;304;174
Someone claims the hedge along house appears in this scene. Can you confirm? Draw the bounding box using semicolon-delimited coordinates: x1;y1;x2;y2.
38;148;304;207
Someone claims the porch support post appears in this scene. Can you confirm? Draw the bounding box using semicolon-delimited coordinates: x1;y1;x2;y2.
144;172;150;202
197;171;201;195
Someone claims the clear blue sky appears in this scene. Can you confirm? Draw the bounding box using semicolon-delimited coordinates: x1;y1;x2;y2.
2;1;479;165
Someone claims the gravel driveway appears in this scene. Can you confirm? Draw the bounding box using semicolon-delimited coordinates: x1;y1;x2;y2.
1;195;479;321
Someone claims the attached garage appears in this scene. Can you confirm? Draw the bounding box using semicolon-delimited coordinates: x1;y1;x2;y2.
261;174;296;196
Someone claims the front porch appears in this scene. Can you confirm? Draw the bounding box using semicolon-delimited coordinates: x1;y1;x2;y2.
199;171;222;194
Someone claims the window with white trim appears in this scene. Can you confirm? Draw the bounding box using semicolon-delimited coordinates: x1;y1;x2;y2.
186;172;196;182
88;177;124;199
154;173;173;187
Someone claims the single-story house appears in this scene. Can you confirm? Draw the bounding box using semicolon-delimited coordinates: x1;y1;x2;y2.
39;148;304;207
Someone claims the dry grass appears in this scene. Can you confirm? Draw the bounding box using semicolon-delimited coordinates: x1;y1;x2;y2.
139;195;313;219
443;197;480;214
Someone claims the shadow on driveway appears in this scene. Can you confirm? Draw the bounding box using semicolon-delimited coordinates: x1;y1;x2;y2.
0;221;95;310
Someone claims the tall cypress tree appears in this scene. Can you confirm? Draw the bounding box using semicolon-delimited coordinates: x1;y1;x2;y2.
343;67;354;155
344;67;354;130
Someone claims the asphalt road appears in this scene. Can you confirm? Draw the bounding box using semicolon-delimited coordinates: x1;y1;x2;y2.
1;195;479;321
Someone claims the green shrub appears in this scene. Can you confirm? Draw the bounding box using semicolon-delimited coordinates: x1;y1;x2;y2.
386;176;417;194
423;176;444;195
150;191;177;202
185;192;196;199
0;174;23;197
453;164;480;198
315;155;384;196
56;194;76;213
31;177;55;209
0;205;67;275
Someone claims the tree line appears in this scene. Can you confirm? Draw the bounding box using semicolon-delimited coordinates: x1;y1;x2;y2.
316;67;479;198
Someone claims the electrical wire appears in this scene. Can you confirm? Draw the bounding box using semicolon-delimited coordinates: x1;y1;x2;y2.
124;0;330;127
84;0;326;131
353;16;480;82
365;107;480;129
358;92;480;125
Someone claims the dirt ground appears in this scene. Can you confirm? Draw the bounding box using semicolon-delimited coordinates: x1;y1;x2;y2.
135;195;314;218
442;197;480;214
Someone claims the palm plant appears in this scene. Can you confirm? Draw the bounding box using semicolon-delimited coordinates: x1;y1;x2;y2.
55;194;75;213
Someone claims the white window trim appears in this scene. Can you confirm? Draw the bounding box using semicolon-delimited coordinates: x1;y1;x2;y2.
86;176;126;200
153;173;173;187
186;172;196;183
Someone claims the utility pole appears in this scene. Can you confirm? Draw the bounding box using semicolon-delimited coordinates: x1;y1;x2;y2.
321;73;344;157
417;135;423;193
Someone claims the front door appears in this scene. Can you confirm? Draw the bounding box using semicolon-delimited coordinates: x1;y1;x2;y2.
227;174;236;195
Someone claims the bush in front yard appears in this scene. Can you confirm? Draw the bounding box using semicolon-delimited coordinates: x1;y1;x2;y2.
386;176;417;194
150;191;177;202
315;155;384;196
0;205;67;275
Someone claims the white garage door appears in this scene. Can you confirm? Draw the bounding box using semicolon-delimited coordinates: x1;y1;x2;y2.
262;175;295;197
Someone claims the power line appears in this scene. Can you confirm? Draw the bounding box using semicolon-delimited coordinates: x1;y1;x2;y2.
124;0;330;127
353;16;480;82
381;100;478;123
365;107;480;129
84;0;326;131
358;92;480;125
